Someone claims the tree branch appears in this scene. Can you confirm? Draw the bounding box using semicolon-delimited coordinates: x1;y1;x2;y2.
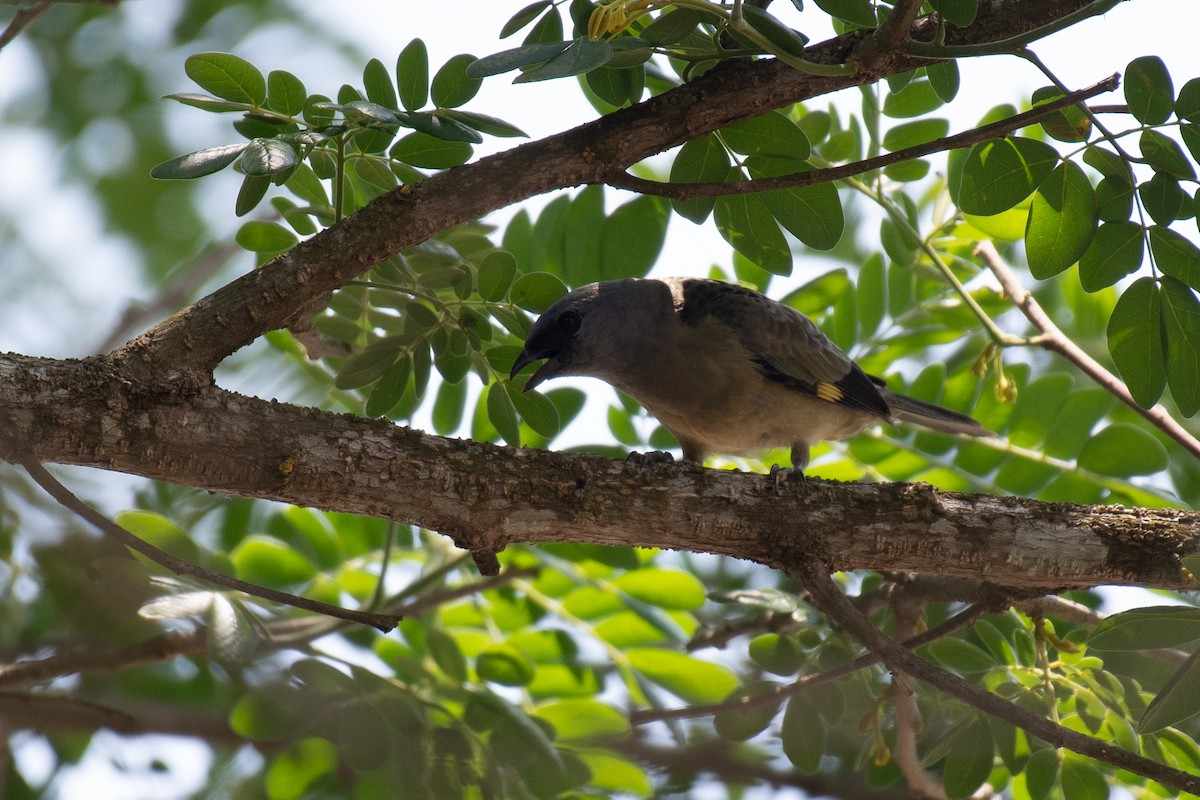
2;353;1197;587
601;75;1117;199
798;561;1200;795
8;447;401;632
977;241;1200;461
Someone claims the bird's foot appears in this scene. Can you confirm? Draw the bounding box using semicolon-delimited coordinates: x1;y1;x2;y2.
769;463;806;495
627;450;675;466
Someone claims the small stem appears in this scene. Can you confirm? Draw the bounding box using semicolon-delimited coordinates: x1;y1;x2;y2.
976;241;1200;462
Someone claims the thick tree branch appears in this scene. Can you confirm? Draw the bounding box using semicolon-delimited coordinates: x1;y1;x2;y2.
106;0;1110;386
2;353;1196;589
799;561;1200;795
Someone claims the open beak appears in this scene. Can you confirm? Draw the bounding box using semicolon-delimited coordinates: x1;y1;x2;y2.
509;349;562;392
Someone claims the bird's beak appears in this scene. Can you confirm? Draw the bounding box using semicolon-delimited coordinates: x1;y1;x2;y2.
509;349;562;392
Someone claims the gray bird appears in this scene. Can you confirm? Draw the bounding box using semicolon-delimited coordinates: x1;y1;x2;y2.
509;277;993;470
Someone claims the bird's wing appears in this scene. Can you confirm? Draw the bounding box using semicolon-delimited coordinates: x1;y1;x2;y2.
672;278;893;420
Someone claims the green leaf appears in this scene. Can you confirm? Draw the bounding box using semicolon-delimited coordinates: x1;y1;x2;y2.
432;378;467;435
922;638;997;675
1083;145;1133;186
781;697;825;773
1023;748;1060;800
926;60;960;103
1161;276;1200;415
425;627;468;681
719;111;810;160
466;42;571;78
612;568;706;610
714;682;782;741
163;92;249;113
536;699;629;740
929;0;976;26
437;108;527;138
958;137;1059;216
396;39;429;112
231;534;316;587
1078;423;1168;477
1141;129;1196;180
151;142;249;180
266;738;337;800
1090;605;1200;650
1107;277;1166;408
509;384;560;437
391;131;473;168
1096;177;1134;222
239;138;298;176
486;382;521;444
749;633;804;676
1060;755;1107;799
1079;222;1143;292
235;174;270;217
349;158;398;202
502;1;553;38
476;642;536;686
365;356;410;417
1025;161;1098;279
511;271;568;312
715;191;791;275
431;54;482;108
669;134;730;224
882;118;949;151
626;649;738;704
640;7;705;45
1125;55;1174;125
185;52;267;105
235;220;297;254
117;510;199;562
600;196;668;279
403;111;482;143
811;0;876;27
883;79;944;118
942;719;994;799
1139;172;1187;225
1031;86;1089;143
520;37;614;82
363;57;397;109
266;70;306;116
740;5;810;55
1178;78;1200;124
477;250;517;301
335;342;402;390
1151;225;1200;291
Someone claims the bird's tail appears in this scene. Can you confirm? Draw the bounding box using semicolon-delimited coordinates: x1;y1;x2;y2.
882;391;995;438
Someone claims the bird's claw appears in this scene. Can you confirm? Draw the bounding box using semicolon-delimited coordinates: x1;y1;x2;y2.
626;450;675;466
769;463;806;495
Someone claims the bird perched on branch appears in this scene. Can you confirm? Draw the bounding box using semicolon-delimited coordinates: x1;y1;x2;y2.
510;277;993;471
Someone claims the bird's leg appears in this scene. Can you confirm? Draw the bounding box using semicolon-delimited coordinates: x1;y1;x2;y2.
770;443;811;494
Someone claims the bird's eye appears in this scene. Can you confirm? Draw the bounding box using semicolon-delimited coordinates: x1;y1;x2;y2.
556;309;581;334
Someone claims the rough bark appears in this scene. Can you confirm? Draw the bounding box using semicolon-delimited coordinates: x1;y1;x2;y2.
2;351;1193;591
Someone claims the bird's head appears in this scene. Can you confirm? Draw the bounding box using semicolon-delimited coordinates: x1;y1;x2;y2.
509;278;669;391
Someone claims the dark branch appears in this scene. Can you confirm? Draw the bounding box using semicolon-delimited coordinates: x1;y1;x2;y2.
799;561;1200;795
602;75;1118;200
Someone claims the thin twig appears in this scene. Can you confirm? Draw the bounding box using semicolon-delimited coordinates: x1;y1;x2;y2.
603;75;1119;200
976;241;1200;462
798;560;1200;795
631;601;991;726
0;0;53;51
11;448;401;632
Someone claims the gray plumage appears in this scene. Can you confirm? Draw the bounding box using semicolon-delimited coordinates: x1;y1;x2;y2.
510;277;993;470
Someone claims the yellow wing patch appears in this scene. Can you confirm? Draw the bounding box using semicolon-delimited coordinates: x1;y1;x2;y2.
816;381;844;403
